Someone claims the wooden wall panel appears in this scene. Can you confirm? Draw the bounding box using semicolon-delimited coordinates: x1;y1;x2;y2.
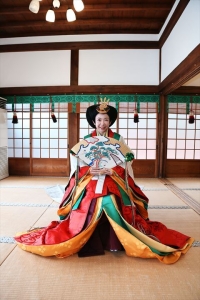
8;158;30;176
132;160;156;178
8;158;69;176
8;158;200;178
31;158;69;176
165;160;200;177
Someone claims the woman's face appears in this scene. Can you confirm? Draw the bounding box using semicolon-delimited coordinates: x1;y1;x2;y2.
94;113;110;135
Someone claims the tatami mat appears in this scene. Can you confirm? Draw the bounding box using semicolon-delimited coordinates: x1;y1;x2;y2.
1;206;52;236
180;190;200;203
0;247;200;300
0;176;68;187
168;178;200;188
149;209;200;240
136;178;168;188
0;176;200;300
144;190;186;206
167;178;200;203
1;188;53;204
0;243;16;265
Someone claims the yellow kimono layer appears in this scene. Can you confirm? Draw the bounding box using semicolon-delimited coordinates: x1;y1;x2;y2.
15;130;194;264
15;170;194;264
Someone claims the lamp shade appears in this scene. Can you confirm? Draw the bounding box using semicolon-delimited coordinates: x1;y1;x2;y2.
66;9;76;22
73;0;84;12
46;9;55;22
53;0;60;8
29;0;40;14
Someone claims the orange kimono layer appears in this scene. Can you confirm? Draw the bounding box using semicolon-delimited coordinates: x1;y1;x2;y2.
14;130;194;264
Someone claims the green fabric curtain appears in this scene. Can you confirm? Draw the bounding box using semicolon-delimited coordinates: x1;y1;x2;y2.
6;94;159;113
167;95;200;114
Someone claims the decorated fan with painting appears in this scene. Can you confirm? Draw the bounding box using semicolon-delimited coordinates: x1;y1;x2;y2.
71;136;134;169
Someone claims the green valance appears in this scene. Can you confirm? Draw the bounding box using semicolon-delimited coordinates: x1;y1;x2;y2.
6;94;160;113
6;94;200;114
167;95;200;114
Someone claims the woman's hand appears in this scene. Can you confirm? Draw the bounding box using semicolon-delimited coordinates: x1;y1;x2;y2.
90;167;113;176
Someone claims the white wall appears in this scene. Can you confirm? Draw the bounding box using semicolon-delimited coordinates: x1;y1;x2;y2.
0;49;159;87
79;49;159;85
0;50;71;87
161;0;200;81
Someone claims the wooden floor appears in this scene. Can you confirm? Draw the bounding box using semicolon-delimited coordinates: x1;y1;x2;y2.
0;176;200;300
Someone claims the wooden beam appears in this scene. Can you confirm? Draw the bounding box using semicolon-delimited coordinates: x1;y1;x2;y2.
0;85;159;96
159;0;190;48
1;41;158;52
1;18;164;29
0;28;162;39
0;4;172;15
0;41;159;53
173;86;200;95
159;45;200;95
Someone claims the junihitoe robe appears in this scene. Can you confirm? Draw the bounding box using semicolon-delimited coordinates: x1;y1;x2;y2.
14;129;194;264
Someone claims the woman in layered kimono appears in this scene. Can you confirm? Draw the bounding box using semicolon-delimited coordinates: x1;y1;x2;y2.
14;100;194;264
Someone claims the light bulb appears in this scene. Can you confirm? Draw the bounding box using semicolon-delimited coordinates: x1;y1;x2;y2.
29;0;40;14
46;9;55;22
66;9;76;22
73;0;84;12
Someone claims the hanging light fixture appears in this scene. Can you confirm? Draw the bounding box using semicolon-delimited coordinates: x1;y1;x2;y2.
73;0;84;12
29;0;40;14
66;8;76;22
28;0;84;22
46;8;55;22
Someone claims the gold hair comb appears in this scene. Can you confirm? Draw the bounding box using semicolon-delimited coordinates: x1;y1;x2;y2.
96;97;110;113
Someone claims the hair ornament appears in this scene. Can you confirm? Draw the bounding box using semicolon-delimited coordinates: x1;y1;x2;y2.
96;97;110;113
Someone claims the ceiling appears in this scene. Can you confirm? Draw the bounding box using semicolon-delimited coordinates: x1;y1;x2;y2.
0;0;177;38
183;74;200;87
0;0;199;90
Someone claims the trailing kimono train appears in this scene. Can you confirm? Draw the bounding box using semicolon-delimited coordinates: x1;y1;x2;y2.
14;129;194;264
14;100;194;264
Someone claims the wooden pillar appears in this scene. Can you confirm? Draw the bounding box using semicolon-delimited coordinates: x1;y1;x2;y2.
158;95;168;177
70;49;78;86
68;112;79;154
30;103;33;175
68;50;79;173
